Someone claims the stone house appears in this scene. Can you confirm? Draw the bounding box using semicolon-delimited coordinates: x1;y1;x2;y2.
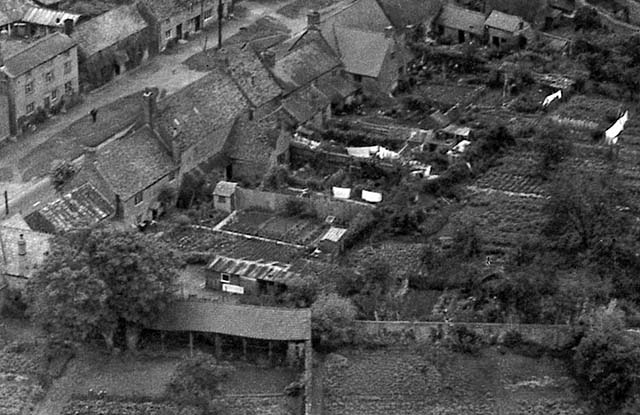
70;4;152;91
213;181;237;212
435;3;486;43
0;32;78;135
138;0;230;52
484;9;534;47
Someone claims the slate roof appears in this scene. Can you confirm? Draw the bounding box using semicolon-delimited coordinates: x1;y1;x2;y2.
95;125;176;201
3;32;76;77
319;0;392;36
138;0;209;19
315;72;358;101
485;9;527;33
71;5;148;57
281;84;330;124
334;27;392;78
376;0;444;28
0;0;36;27
21;7;80;27
215;46;282;108
158;69;249;149
436;4;486;35
227;119;279;164
24;183;114;234
0;225;51;279
149;300;311;340
271;40;341;92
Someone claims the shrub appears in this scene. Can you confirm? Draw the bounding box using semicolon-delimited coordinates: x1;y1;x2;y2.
311;293;357;351
174;214;191;228
343;211;378;249
167;354;233;410
445;325;483;355
282;199;306;217
157;186;176;208
51;161;76;190
502;329;524;348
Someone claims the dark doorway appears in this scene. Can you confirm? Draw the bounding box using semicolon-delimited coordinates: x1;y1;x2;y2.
43;97;50;111
225;164;233;180
492;36;500;47
195;16;201;32
114;63;121;76
458;30;465;43
176;23;183;39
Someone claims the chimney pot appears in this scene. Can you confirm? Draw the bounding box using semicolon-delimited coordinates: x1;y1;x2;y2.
143;88;157;131
63;18;74;36
18;234;26;256
307;10;320;28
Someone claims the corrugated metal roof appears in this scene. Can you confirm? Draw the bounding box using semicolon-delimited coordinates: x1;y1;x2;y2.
22;7;80;27
320;227;347;242
150;300;311;340
207;255;298;282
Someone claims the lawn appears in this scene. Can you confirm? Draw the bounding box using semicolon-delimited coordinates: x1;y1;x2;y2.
323;347;587;415
20;91;146;181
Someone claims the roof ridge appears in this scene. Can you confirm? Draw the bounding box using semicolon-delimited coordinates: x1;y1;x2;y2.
6;31;68;59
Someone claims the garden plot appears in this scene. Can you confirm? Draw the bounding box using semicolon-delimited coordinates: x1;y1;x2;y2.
223;210;327;246
419;83;482;111
441;192;546;257
323;348;586;415
0;343;46;415
472;151;547;196
552;95;624;130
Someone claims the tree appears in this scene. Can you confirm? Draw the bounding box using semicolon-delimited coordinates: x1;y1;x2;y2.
311;293;357;351
167;353;233;410
574;7;601;32
25;228;179;351
534;124;573;178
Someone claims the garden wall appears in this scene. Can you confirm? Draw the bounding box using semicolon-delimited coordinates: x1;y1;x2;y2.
235;187;373;222
354;320;573;348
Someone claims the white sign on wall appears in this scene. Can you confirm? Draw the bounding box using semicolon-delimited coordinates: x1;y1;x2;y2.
222;284;245;294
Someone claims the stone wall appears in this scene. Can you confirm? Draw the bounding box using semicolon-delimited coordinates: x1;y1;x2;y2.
355;320;573;348
235;187;372;222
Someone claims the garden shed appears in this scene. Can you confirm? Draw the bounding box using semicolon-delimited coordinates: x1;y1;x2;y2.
317;226;347;254
213;181;238;212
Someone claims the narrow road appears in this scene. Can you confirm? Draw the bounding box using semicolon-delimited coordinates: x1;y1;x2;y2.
0;0;305;220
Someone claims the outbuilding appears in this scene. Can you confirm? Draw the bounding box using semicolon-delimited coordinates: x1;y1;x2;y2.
213;181;237;212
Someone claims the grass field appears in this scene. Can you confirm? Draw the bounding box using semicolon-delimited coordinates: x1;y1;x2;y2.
323;347;588;415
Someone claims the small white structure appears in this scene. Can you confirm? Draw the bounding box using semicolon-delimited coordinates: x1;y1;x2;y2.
346;146;399;159
605;110;629;145
542;90;562;107
318;226;348;254
362;190;382;203
332;187;351;199
213;181;238;212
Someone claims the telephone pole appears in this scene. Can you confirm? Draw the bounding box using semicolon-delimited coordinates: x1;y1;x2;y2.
217;0;223;49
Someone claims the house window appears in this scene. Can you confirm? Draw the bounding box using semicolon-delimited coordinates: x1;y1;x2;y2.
65;81;73;95
25;81;33;95
353;74;362;82
204;8;212;19
26;102;35;114
134;190;144;205
64;60;72;74
51;89;58;101
63;50;70;58
45;71;54;83
136;214;143;224
390;51;395;60
165;29;172;39
217;195;226;203
220;273;231;283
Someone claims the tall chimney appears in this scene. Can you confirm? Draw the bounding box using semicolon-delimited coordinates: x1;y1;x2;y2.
261;50;275;68
384;25;394;39
63;18;74;36
307;10;320;28
143;88;157;132
171;128;183;164
17;234;26;277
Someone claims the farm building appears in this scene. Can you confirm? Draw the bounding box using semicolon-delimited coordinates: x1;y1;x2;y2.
213;181;237;212
149;300;311;366
205;254;299;295
70;4;153;91
435;4;485;44
19;7;81;38
317;226;347;254
484;10;534;47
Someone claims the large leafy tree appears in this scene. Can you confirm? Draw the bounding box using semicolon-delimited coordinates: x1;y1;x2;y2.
26;227;179;350
311;293;357;351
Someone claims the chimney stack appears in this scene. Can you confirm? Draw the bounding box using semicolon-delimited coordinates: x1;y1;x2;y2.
18;234;26;256
384;25;394;39
63;18;74;36
171;134;184;165
307;10;320;28
143;88;157;132
261;50;275;68
17;234;26;277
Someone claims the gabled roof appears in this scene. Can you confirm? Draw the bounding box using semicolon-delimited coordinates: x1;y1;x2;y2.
138;0;201;20
2;32;76;77
376;0;444;29
281;84;330;124
213;181;237;197
319;0;392;35
334;26;392;78
227;119;280;164
95;125;176;200
24;183;114;234
158;69;249;149
315;72;358;102
485;9;527;33
271;36;341;92
217;46;282;108
436;4;486;35
150;301;311;340
71;4;148;57
22;7;81;27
